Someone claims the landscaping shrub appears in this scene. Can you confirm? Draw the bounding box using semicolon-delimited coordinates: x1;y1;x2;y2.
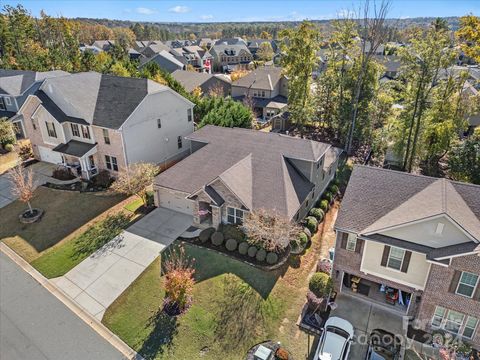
266;252;278;265
303;227;311;240
309;272;333;298
290;239;298;251
305;216;318;234
4;143;14;152
221;224;245;242
18;144;33;161
309;208;324;221
211;231;224;246
323;191;334;203
199;227;215;243
256;248;267;262
247;246;258;258
319;199;329;212
93;170;112;188
52;166;75;181
225;238;238;251
332;178;340;187
329;184;339;195
298;232;309;247
238;241;249;255
145;191;154;206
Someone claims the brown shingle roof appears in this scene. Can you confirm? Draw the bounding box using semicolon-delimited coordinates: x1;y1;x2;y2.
232;67;284;90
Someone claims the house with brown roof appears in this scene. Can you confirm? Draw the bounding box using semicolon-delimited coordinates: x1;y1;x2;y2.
333;165;480;347
154;125;342;228
171;70;231;96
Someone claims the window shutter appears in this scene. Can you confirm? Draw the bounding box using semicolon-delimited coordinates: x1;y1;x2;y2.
354;238;363;254
339;232;348;249
474;282;480;301
448;270;462;294
401;251;412;273
381;245;390;267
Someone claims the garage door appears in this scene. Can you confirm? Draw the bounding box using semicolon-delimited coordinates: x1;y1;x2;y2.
158;189;193;215
38;146;62;164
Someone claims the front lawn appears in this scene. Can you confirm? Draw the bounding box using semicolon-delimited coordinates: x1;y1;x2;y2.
0;186;125;262
103;227;332;360
31;212;132;278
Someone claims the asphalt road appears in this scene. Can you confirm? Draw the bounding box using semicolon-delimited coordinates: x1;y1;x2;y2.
0;252;127;360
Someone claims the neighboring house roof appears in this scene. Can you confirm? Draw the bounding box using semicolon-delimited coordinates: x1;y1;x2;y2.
172;70;230;93
232;95;287;110
140;43;171;58
0;70;69;96
232;67;284;91
52;140;97;157
373;55;401;73
335;165;480;243
0;110;17;119
215;38;247;46
211;43;251;57
79;45;103;54
91;40;115;51
38;72;169;129
140;50;185;73
155;125;338;219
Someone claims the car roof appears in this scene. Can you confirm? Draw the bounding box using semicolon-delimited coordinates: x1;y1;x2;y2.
324;317;354;335
320;331;347;360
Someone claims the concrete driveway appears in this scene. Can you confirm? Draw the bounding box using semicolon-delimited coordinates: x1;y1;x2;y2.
52;208;193;320
329;294;406;360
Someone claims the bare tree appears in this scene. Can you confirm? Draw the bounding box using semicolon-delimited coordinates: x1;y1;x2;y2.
9;166;35;214
110;162;158;206
345;0;391;155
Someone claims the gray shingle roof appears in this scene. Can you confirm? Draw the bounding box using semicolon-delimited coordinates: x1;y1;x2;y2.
52;140;97;157
171;70;216;92
232;67;284;90
0;70;68;96
155;125;335;219
336;165;480;242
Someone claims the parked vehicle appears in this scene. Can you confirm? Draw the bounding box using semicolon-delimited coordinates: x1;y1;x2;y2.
365;329;401;360
314;316;354;360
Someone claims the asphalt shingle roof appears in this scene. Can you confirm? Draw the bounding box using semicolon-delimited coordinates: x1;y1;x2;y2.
52;140;97;157
0;70;68;96
232;67;284;90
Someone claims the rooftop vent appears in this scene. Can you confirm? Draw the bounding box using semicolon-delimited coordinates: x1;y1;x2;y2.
435;222;445;235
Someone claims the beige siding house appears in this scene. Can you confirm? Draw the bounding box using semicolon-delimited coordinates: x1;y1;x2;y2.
20;72;194;179
333;165;480;348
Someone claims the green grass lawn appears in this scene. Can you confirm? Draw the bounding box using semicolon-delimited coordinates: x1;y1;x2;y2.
0;186;125;262
124;197;143;213
31;212;132;278
103;239;322;360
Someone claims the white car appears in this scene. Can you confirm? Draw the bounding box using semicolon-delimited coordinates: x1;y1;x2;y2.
314;316;354;360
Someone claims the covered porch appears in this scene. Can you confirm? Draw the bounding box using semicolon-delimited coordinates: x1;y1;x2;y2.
52;140;98;180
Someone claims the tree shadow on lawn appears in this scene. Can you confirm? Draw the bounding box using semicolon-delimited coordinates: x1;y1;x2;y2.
162;241;287;300
137;309;178;360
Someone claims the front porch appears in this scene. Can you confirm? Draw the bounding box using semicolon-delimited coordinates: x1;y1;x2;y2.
52;140;98;180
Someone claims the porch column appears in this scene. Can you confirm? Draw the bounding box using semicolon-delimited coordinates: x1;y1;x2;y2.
80;157;90;180
211;205;221;229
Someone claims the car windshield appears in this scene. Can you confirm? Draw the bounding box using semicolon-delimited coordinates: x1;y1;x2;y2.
369;346;394;360
319;326;349;360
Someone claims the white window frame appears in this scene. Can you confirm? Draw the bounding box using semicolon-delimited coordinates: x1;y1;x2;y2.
105;155;118;171
0;97;5;110
4;97;11;106
227;207;244;225
444;310;465;335
432;306;478;339
46;122;57;138
346;234;357;252
456;271;479;298
431;306;446;328
387;247;405;271
463;316;478;339
81;125;90;139
71;123;80;137
103;129;110;145
187;108;192;122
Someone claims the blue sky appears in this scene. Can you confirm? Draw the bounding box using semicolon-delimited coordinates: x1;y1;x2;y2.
3;1;479;23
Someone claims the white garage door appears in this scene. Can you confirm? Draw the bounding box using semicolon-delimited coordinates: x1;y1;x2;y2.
38;146;62;164
158;189;193;215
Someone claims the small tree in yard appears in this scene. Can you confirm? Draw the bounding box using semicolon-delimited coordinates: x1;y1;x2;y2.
242;208;301;253
9;166;35;215
110;162;158;206
0;117;16;148
163;246;195;315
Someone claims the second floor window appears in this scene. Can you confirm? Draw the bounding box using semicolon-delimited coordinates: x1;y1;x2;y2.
71;123;80;137
46;122;57;138
346;234;357;252
187;108;192;122
456;271;479;298
81;125;90;139
105;155;118;171
387;247;405;271
103;129;110;145
177;136;183;149
0;97;5;110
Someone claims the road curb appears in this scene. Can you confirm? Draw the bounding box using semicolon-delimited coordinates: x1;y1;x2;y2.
0;243;144;360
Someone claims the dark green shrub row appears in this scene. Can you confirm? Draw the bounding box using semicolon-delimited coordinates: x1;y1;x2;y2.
309;208;324;222
305;216;318;234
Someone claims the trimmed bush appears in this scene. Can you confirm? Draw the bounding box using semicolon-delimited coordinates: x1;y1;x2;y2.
256;248;267;262
319;199;329;212
309;272;333;298
303;227;312;240
329;184;339;195
225;238;238;251
211;231;224;246
305;216;318;234
298;232;309;247
93;170;113;188
247;246;258;258
309;208;324;221
238;241;249;255
332;178;340;187
290;239;298;251
266;252;279;265
323;191;334;203
199;227;215;243
221;224;246;242
4;143;14;152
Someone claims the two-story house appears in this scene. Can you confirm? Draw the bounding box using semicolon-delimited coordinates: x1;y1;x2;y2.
172;70;231;97
170;46;213;73
333;165;480;347
19;72;194;180
231;67;288;121
209;43;253;72
0;69;69;139
153;125;342;228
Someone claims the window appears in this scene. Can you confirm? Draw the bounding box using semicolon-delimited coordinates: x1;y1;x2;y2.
103;129;110;144
81;125;90;139
346;234;357;252
105;155;118;171
305;200;309;207
71;123;80;137
157;119;162;128
0;97;5;110
5;97;11;106
177;136;183;149
46;122;57;138
432;306;446;328
456;271;479;298
187;108;192;122
227;207;244;224
463;317;478;339
387;247;405;271
444;310;465;334
261;90;266;97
